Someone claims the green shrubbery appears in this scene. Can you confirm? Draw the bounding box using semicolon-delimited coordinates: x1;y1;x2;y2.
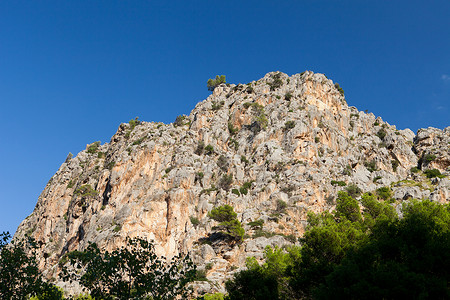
376;186;392;200
0;232;65;299
219;174;233;191
268;73;283;91
174;115;190;127
190;216;200;226
61;237;196;299
87;141;101;154
334;83;344;96
364;160;377;172
410;166;420;173
391;159;399;171
285;92;293;101
239;181;252;195
247;219;264;230
207;75;226;91
243;102;268;130
205;144;215;155
424;168;445;178
74;184;98;199
225;196;450;299
424;153;436;162
208;205;245;242
330;180;346;186
212;100;225;111
284;121;295;130
376;129;387;140
345;183;362;198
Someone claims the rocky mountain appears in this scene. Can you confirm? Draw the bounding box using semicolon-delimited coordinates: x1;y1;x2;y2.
14;71;450;295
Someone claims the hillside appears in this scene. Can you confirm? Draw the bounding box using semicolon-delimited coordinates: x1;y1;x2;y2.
14;71;450;295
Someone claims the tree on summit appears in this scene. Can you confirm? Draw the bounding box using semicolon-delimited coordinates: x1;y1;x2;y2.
207;75;226;91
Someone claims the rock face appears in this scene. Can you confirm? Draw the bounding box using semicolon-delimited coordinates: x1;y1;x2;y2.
14;71;450;295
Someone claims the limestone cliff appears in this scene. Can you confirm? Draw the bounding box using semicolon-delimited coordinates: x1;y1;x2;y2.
14;71;450;294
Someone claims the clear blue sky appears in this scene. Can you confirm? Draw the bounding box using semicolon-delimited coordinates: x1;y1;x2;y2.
1;1;449;235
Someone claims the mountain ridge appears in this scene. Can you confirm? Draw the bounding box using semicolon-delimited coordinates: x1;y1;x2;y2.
14;71;450;295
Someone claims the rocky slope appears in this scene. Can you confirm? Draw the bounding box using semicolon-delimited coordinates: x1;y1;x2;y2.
14;71;450;295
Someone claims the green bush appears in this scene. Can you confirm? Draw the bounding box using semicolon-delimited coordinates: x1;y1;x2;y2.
217;155;229;172
331;180;346;186
203;292;224;300
219;174;233;191
335;191;361;222
207;75;226;91
239;181;252;195
424;169;444;178
285;92;293;101
132;137;145;145
410;166;420;173
284;121;295;130
276;200;287;213
424;153;436;162
243;102;252;109
228;122;238;135
62;237;196;299
195;172;204;182
391;159;399;172
190;216;200;226
195;141;205;155
334;83;344;96
211;100;225;111
87;141;101;154
243;102;268;130
376;186;392;200
128;117;141;130
174;115;189;127
208;205;245;242
364;160;377;172
205;145;214;155
228;138;239;151
268;73;283;91
231;189;240;196
247;219;264;230
105;161;115;170
74;184;98;199
345;184;362;199
376;129;387;140
240;155;249;165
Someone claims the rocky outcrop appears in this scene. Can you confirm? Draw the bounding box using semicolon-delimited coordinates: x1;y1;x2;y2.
415;127;450;172
14;71;449;295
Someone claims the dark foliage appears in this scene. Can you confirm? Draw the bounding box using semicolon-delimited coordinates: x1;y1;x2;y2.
62;237;196;300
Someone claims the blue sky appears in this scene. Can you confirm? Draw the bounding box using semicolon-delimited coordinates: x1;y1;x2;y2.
1;1;449;234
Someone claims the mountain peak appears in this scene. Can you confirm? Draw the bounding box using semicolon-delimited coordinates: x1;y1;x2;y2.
14;71;449;296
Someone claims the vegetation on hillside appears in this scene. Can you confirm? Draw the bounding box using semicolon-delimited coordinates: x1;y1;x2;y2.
0;232;64;299
224;193;450;299
0;234;196;300
61;237;196;300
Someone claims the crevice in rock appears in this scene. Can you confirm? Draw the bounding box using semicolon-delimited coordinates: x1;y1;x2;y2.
102;179;112;206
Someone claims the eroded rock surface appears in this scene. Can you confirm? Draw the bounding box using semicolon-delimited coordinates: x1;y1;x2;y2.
14;71;449;295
